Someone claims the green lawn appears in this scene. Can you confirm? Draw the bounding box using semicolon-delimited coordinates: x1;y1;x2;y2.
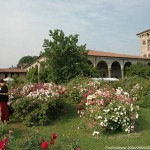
6;103;150;150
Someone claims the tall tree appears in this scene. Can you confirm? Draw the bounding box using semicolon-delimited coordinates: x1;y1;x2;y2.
42;29;98;84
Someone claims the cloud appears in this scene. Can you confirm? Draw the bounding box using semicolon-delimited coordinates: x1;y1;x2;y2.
0;0;150;67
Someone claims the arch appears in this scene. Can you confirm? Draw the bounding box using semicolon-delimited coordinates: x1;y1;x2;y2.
97;61;108;77
124;62;132;76
143;54;147;57
87;60;93;66
111;61;121;78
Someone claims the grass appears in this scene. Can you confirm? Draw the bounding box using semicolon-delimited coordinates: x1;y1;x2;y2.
5;102;150;150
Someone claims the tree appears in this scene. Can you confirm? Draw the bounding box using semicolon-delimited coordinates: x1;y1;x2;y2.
26;68;38;83
17;56;38;68
125;62;150;78
42;29;98;84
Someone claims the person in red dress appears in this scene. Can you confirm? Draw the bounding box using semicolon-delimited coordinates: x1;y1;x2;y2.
0;79;9;122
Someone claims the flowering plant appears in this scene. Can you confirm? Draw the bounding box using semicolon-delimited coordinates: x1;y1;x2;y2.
67;79;101;103
12;83;66;126
0;121;16;150
77;83;140;134
20;127;81;150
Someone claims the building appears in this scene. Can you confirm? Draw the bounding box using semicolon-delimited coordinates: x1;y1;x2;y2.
87;50;150;78
17;29;150;79
137;29;150;57
23;49;150;79
0;68;27;80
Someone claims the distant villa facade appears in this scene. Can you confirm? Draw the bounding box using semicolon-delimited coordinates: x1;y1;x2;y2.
1;29;150;80
0;68;26;80
24;49;150;79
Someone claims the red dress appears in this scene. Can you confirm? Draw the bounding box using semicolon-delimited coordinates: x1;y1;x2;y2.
0;84;9;122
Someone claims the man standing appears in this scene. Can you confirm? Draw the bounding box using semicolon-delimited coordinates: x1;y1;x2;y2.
0;79;9;122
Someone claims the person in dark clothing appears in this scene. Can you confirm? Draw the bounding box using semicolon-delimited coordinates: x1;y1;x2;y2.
0;79;9;122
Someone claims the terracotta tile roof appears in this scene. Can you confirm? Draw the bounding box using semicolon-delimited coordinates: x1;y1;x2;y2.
88;50;150;59
0;68;27;73
23;50;150;70
136;29;150;35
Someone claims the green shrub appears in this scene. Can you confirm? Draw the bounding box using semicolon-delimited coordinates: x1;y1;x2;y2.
66;77;91;103
12;96;65;126
112;77;150;108
125;62;150;78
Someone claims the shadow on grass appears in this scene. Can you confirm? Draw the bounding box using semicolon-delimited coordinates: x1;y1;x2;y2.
54;102;79;122
41;102;80;127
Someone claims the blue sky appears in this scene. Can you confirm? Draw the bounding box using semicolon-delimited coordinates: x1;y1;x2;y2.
0;0;150;68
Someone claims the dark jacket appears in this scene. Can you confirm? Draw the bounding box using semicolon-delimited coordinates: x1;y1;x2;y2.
0;84;9;102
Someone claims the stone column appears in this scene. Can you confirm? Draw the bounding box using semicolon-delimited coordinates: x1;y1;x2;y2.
121;68;124;79
108;68;111;78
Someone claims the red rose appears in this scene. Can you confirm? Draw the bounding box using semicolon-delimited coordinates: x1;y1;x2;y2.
41;141;49;149
52;132;57;139
0;138;9;150
0;140;5;150
50;139;55;145
76;148;81;150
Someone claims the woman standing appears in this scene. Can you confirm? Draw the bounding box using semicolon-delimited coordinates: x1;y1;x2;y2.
0;79;9;122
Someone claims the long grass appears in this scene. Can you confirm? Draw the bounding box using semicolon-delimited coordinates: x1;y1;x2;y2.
6;102;150;150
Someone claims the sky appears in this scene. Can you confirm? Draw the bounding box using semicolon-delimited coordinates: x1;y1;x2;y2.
0;0;150;68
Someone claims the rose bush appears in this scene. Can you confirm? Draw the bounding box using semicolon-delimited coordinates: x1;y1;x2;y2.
77;83;140;134
66;77;101;103
12;83;66;126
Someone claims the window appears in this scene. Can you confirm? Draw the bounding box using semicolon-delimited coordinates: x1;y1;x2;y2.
143;54;147;57
142;40;146;45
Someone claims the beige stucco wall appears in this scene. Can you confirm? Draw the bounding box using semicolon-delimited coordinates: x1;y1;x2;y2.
137;30;150;57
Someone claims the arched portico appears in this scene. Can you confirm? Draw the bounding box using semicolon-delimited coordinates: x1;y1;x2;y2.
124;62;132;76
97;61;108;77
24;50;150;81
111;61;121;78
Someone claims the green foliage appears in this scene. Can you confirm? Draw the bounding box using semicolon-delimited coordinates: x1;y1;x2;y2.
125;62;150;78
20;127;41;150
38;62;49;83
42;29;98;84
26;68;38;83
4;104;150;149
67;76;90;88
112;76;150;108
66;77;91;103
17;56;38;68
56;135;81;150
20;127;81;150
12;96;65;126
